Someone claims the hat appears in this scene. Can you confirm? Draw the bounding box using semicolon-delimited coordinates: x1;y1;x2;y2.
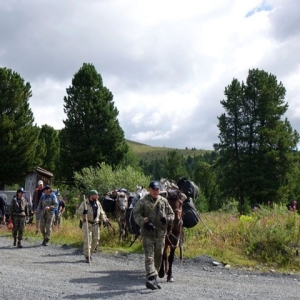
43;185;51;191
17;187;25;193
89;190;98;196
38;180;43;185
149;181;160;190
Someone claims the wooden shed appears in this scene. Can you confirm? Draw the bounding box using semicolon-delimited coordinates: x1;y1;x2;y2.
25;167;53;199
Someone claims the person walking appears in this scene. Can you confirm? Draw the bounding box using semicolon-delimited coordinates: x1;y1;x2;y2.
0;193;7;224
9;188;29;248
133;180;174;290
76;190;109;263
37;185;58;246
54;193;65;227
32;180;44;234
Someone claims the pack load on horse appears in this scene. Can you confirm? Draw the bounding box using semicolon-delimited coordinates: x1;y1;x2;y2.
100;189;119;214
126;186;148;246
177;177;199;200
158;188;185;282
177;178;200;228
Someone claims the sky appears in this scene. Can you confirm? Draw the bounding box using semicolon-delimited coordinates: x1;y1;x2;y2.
1;0;300;150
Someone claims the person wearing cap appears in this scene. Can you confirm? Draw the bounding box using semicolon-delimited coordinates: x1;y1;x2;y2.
32;180;44;234
133;180;174;290
76;190;109;263
37;185;58;246
9;188;29;248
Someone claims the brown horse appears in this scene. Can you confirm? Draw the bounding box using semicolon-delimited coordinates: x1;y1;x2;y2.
114;191;129;243
158;189;184;282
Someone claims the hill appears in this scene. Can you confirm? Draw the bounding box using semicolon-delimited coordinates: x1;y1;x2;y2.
126;139;211;161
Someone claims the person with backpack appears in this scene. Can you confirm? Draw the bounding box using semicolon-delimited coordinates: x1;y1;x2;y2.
9;188;29;248
54;193;65;227
133;181;174;290
37;185;58;246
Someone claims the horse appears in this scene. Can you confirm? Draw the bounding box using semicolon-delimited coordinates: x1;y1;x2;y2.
114;191;129;242
158;189;184;283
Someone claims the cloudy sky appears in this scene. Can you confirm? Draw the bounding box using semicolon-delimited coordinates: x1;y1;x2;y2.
1;0;300;150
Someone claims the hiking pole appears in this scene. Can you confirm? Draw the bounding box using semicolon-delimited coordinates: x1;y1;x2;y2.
83;195;91;265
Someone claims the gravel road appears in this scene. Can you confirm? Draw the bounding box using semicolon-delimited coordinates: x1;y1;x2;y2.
0;235;299;300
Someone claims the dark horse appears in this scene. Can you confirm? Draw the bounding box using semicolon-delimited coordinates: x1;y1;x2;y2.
158;189;184;282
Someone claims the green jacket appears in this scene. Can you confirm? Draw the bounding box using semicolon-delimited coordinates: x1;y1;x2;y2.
133;194;174;238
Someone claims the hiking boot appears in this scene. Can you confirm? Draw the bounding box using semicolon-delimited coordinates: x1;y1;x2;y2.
13;237;17;246
42;238;49;246
155;278;162;289
17;241;23;248
146;276;158;290
85;256;92;263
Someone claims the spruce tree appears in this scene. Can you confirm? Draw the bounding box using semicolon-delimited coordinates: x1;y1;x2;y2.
60;63;128;182
0;67;41;186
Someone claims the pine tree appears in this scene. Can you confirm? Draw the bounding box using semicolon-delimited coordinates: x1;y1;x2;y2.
0;67;41;186
214;69;299;212
60;63;128;182
38;125;60;173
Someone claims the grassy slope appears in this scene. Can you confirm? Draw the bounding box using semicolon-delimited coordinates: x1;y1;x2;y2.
126;139;211;161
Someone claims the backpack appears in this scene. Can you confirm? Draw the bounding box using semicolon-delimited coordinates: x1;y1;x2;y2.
53;191;60;215
182;198;200;228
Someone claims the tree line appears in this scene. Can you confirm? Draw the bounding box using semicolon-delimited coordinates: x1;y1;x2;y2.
0;65;299;214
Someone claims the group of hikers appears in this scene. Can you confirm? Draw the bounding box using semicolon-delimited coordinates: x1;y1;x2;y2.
2;179;192;291
75;180;175;290
1;180;65;248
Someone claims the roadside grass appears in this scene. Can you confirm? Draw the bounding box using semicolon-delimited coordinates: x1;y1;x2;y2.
1;207;300;273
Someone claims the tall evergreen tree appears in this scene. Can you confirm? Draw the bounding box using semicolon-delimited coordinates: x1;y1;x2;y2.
60;63;129;182
0;67;41;186
38;125;60;173
162;150;188;181
214;69;299;212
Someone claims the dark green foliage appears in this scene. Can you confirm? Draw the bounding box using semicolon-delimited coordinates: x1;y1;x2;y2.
161;150;189;181
60;63;129;182
214;69;300;213
38;125;60;173
0;67;41;185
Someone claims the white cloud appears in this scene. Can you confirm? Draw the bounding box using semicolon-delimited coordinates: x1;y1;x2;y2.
1;0;300;149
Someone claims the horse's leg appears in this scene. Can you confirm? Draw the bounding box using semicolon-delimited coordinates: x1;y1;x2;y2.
158;246;167;278
167;247;176;282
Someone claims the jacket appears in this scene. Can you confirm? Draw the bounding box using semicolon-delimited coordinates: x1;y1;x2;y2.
10;196;28;217
133;194;174;238
76;199;107;224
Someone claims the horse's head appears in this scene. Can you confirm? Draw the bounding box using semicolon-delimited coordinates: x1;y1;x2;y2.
136;185;148;199
115;192;128;213
167;189;183;224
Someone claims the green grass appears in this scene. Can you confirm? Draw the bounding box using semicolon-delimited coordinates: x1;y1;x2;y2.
126;139;211;161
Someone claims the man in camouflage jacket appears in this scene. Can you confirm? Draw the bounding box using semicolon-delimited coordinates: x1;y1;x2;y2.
10;188;29;248
133;181;174;290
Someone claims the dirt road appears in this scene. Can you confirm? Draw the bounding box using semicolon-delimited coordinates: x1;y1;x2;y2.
0;235;299;299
